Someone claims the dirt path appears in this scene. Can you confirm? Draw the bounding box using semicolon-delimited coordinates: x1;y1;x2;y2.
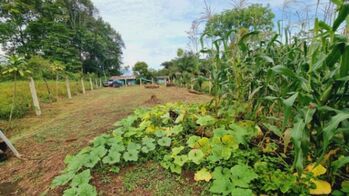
0;87;210;195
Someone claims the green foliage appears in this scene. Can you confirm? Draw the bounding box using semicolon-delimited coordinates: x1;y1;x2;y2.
204;4;274;37
0;0;124;75
132;61;152;80
51;103;313;195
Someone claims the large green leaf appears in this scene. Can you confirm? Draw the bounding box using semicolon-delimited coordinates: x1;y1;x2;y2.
291;119;306;173
333;3;349;31
340;45;349;77
230;164;258;188
322;112;349;152
70;169;91;187
188;149;204;164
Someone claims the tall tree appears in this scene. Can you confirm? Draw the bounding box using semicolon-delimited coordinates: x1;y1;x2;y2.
204;4;274;37
133;61;151;79
0;0;124;76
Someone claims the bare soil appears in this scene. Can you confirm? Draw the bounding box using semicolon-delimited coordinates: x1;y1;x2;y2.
0;86;210;195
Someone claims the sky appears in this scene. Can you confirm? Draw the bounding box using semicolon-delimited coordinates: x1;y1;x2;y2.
91;0;322;69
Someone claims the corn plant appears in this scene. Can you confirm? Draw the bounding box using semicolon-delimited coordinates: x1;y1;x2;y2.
199;0;349;176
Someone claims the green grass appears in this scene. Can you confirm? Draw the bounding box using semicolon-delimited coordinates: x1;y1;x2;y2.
0;80;92;120
116;162;207;195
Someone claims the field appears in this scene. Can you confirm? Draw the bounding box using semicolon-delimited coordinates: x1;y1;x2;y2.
0;86;210;195
0;80;93;120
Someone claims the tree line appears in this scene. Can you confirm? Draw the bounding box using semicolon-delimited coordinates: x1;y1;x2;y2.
0;0;124;76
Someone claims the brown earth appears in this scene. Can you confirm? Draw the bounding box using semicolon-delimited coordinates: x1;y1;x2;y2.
0;86;210;195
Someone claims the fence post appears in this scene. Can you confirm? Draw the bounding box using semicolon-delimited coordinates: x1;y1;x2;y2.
66;77;72;99
209;76;212;95
95;79;98;88
89;77;94;90
0;130;21;158
29;77;42;116
81;78;86;94
55;74;59;101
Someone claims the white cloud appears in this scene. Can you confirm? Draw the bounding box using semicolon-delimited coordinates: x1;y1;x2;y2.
92;0;322;69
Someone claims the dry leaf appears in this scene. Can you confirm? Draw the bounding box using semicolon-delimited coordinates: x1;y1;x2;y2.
306;164;327;177
309;179;331;195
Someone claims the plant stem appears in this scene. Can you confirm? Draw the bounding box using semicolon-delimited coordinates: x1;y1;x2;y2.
9;73;17;125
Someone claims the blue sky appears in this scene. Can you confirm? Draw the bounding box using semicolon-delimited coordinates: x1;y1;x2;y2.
91;0;325;69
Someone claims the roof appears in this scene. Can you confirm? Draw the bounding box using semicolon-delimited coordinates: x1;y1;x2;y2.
110;75;136;80
156;76;169;79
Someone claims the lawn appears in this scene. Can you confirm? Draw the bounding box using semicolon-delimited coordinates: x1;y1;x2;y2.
0;86;210;195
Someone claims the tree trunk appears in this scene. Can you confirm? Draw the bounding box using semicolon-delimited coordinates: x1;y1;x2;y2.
29;77;42;116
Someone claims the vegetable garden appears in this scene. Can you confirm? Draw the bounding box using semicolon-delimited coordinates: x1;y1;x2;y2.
1;0;349;195
51;1;349;195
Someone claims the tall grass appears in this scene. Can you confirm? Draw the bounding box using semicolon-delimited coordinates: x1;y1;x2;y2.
0;80;88;119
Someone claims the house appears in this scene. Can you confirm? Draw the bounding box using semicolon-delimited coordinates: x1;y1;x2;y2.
156;76;169;84
110;75;137;86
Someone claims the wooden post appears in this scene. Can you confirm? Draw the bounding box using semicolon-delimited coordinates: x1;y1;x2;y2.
66;77;72;99
140;78;142;87
55;74;59;101
124;79;127;87
152;78;154;84
209;76;212;94
89;77;94;90
29;77;42;116
95;79;98;88
81;78;86;94
99;78;102;88
0;130;21;158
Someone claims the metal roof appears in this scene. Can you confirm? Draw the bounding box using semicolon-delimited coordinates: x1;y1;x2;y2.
110;75;136;80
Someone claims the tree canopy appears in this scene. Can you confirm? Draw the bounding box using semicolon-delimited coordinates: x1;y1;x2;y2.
204;4;274;37
0;0;124;76
132;61;151;79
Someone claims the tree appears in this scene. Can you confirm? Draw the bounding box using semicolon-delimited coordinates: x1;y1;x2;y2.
133;62;151;79
0;0;124;76
204;4;274;37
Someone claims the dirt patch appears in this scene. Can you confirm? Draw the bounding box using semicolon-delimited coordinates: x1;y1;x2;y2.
144;95;161;105
144;84;160;89
0;181;21;195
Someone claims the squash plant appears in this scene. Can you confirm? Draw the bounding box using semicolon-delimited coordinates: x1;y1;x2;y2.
51;103;326;195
